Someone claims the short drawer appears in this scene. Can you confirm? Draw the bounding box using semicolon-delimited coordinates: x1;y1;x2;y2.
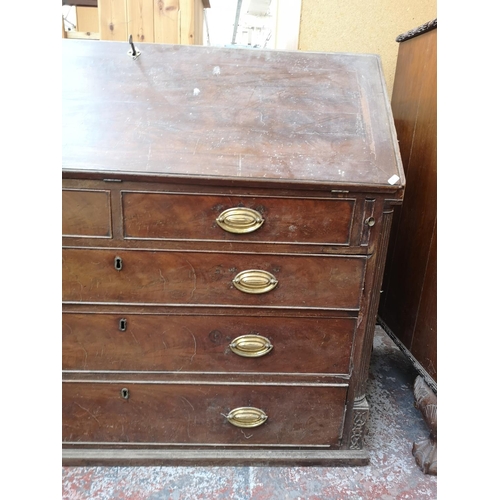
62;249;365;309
62;382;347;446
63;313;356;373
63;189;111;238
122;192;355;245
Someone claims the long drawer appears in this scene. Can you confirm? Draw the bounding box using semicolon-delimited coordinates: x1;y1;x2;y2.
122;191;355;245
62;249;366;309
62;383;347;446
62;313;356;373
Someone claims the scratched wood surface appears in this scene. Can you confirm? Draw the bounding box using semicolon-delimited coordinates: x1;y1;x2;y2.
61;40;405;465
61;178;374;255
62;189;112;237
120;191;355;244
62;383;347;445
62;40;404;189
62;248;366;309
62;312;355;373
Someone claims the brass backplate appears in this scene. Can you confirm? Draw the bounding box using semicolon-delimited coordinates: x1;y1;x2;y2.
216;207;264;234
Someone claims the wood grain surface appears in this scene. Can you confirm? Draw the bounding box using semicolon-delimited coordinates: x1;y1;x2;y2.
63;312;356;373
62;383;347;445
62;248;366;309
379;29;436;381
63;189;112;237
61;40;404;464
122;191;355;244
62;40;404;189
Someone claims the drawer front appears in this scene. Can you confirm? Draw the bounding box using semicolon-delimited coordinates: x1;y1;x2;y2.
62;383;347;446
122;192;355;245
62;249;365;309
63;189;111;238
63;313;355;373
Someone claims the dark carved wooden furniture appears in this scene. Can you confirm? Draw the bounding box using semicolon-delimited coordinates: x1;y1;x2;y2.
413;376;437;474
62;39;404;466
378;20;437;474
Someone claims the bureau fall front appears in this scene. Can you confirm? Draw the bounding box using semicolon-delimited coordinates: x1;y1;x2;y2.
62;40;404;465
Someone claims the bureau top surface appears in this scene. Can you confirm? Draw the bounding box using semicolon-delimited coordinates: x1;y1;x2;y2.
62;40;404;191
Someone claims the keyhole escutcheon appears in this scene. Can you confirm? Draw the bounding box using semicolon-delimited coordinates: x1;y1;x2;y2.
114;256;123;271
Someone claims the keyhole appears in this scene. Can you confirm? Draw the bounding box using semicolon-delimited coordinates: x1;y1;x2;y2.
114;256;123;271
121;388;129;399
119;318;127;331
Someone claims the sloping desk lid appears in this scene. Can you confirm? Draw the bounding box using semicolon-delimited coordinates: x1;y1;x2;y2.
62;40;404;192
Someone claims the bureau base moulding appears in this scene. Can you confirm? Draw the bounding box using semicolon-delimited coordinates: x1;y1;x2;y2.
62;449;370;467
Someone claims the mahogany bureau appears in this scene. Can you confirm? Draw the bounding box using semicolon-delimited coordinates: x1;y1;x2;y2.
62;39;405;465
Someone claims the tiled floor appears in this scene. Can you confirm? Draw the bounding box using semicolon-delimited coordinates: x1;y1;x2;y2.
62;326;437;499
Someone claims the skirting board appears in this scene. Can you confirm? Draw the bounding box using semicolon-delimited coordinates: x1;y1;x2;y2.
377;317;437;394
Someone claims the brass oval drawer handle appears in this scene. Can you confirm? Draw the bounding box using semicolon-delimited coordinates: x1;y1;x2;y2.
229;334;273;357
216;207;264;234
226;407;268;428
232;270;278;294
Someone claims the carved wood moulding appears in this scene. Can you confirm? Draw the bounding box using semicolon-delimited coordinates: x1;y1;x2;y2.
413;376;437;475
396;19;437;43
